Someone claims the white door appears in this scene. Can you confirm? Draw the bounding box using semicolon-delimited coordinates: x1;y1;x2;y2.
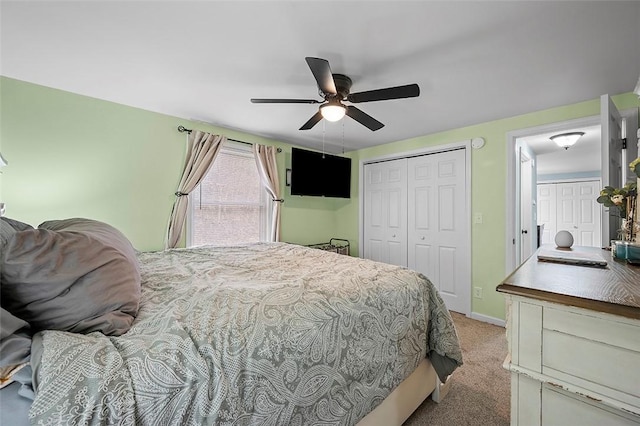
574;181;602;247
407;149;469;314
537;184;557;244
556;181;602;247
540;181;602;248
363;158;408;266
601;94;624;244
520;151;534;262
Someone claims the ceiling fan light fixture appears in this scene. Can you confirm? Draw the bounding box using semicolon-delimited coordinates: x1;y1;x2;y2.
320;103;346;122
550;131;584;150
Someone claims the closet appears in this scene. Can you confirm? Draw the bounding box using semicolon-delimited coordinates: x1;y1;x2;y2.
362;148;469;314
537;180;601;247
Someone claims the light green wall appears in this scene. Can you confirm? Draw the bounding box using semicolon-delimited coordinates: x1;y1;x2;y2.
0;77;338;251
2;77;638;321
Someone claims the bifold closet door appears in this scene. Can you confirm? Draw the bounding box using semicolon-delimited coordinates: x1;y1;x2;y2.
363;158;408;266
555;181;601;247
407;149;468;314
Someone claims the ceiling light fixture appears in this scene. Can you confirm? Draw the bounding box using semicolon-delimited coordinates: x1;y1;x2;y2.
320;101;346;122
550;131;584;150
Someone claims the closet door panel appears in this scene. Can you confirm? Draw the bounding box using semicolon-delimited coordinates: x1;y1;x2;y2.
363;158;408;267
413;187;431;230
388;189;403;229
438;246;457;296
408;149;468;313
438;185;456;231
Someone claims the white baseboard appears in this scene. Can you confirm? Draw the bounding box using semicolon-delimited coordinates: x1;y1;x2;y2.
470;312;505;327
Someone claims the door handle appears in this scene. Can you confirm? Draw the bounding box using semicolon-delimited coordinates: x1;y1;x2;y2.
421;236;425;240
521;230;528;234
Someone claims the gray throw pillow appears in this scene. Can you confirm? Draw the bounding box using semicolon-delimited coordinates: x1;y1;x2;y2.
1;218;33;251
1;218;141;336
0;308;31;368
0;218;33;232
0;308;31;389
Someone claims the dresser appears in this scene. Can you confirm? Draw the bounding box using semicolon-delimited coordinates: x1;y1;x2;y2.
497;247;640;425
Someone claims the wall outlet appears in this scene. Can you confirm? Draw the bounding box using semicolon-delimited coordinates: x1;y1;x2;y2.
473;287;483;299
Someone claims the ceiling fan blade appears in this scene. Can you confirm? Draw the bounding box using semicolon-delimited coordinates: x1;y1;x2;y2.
251;98;321;104
305;57;337;96
299;111;324;130
347;83;420;103
346;106;384;131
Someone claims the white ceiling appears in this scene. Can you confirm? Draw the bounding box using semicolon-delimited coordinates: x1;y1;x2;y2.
2;1;639;154
519;125;602;176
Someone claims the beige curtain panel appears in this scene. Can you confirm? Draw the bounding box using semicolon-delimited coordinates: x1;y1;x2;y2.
166;131;226;249
253;144;282;242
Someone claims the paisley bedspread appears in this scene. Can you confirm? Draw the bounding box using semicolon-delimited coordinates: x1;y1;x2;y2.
29;243;462;425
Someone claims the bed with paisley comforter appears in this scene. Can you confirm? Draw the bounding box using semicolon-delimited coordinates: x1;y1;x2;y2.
22;241;462;425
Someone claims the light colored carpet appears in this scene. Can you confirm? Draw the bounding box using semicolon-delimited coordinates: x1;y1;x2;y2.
404;312;510;425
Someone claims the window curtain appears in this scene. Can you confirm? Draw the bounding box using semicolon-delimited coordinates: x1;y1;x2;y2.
166;131;226;249
253;144;282;242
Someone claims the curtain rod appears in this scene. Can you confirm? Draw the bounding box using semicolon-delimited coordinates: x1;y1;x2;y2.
177;125;282;153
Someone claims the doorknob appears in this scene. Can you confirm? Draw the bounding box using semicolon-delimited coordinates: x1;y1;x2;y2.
392;234;396;238
521;230;528;234
421;236;425;240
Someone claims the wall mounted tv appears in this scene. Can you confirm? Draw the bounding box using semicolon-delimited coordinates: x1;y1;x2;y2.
290;147;351;198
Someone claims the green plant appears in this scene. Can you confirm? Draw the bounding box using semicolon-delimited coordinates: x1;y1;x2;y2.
597;181;637;219
631;156;640;178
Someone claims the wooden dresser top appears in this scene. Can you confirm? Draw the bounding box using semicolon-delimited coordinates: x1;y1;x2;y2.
497;246;640;319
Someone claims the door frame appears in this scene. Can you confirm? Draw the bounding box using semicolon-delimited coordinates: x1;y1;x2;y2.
358;139;472;316
505;115;600;275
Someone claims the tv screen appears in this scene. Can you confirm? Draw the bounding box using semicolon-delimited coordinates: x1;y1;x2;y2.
290;148;351;198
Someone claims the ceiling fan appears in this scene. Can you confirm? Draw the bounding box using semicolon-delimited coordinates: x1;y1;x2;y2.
250;57;420;132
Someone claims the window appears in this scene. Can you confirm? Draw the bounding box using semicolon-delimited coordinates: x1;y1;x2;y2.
188;142;270;246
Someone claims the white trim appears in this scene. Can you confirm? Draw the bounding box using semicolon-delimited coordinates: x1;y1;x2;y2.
358;140;472;316
360;140;469;165
505;115;600;275
537;177;601;185
470;312;505;328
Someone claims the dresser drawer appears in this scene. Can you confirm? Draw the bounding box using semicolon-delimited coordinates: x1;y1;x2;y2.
542;306;640;408
542;385;640;426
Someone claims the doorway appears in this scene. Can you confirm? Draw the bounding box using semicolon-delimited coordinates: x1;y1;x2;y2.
505;97;638;274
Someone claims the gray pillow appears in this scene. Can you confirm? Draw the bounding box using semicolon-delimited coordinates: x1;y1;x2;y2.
0;308;31;389
0;221;16;249
1;218;141;336
0;218;33;232
0;218;33;251
0;308;31;368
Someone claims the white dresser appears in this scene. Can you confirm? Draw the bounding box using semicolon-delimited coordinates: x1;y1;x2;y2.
497;247;640;425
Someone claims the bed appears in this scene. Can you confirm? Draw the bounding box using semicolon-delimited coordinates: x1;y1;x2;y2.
1;218;462;425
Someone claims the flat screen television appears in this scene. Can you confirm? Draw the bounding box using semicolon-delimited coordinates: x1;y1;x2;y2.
290;147;351;198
